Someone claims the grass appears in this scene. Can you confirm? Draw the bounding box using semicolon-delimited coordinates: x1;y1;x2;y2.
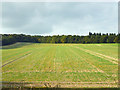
1;43;118;88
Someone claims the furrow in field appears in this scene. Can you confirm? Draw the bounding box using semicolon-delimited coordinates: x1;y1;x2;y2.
54;46;109;82
2;81;117;84
3;70;101;73
68;46;116;82
74;46;118;64
2;81;117;88
54;45;117;83
80;44;118;59
2;48;34;64
41;47;56;72
2;43;34;61
1;52;32;68
55;46;98;73
2;46;55;73
67;47;104;73
25;46;56;73
74;47;117;81
54;58;55;72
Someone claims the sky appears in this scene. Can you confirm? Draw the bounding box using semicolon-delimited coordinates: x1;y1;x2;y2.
1;2;118;36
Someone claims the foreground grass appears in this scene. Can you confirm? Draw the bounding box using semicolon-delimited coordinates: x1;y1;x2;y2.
2;43;118;88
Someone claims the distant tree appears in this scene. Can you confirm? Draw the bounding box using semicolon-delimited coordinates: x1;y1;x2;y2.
67;35;72;43
94;35;100;43
1;32;119;46
107;34;116;43
89;32;92;36
61;35;67;43
100;35;107;43
114;36;118;43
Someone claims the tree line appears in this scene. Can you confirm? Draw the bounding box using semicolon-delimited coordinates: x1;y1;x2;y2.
1;32;120;46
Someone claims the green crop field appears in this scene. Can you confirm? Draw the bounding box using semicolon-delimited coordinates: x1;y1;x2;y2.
1;43;118;88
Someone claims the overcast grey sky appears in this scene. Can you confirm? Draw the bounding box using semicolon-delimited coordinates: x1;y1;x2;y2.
1;2;118;35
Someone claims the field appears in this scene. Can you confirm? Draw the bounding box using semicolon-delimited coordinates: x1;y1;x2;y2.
1;43;118;88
